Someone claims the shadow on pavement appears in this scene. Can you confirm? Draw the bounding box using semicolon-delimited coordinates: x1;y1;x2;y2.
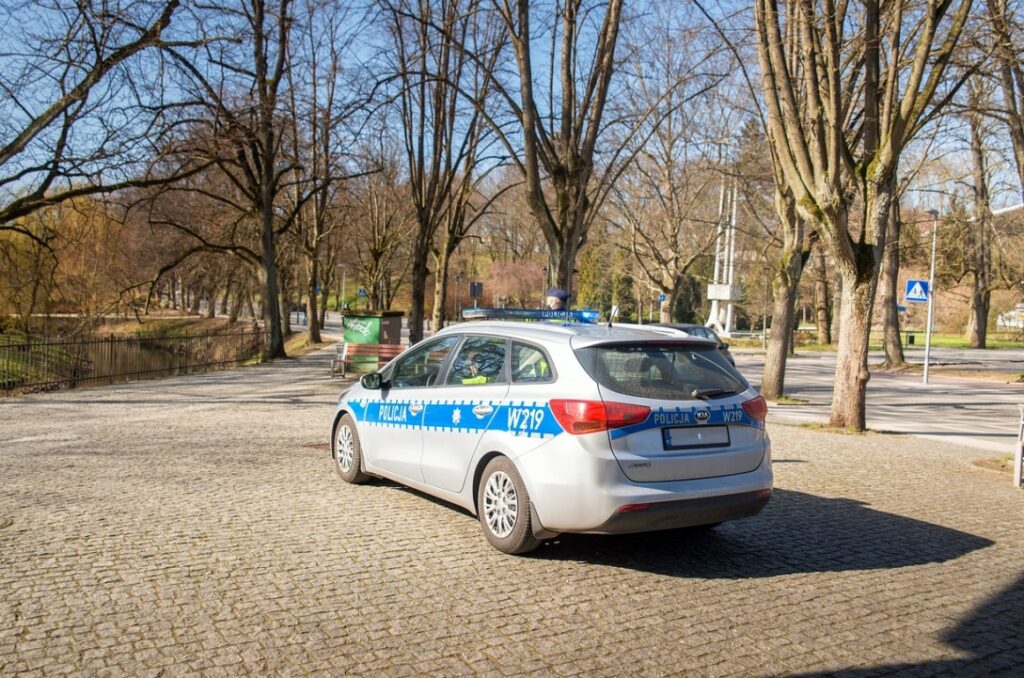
793;571;1024;675
533;489;993;578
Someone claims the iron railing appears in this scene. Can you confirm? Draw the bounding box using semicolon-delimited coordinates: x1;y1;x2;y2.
1;330;267;395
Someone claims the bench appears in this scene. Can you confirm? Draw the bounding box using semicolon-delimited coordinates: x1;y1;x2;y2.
331;342;404;378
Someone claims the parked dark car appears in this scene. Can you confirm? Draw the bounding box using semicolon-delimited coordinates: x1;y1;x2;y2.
653;324;735;366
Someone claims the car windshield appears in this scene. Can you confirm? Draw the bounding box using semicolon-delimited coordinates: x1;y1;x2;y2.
575;342;747;400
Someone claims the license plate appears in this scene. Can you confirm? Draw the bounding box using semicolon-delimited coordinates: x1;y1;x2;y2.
662;425;730;450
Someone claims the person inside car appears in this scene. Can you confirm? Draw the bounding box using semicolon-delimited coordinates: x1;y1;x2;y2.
545;288;569;310
461;351;489;385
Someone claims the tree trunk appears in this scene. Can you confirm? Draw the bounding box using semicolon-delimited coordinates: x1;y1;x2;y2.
830;269;875;430
659;289;676;323
220;279;231;315
827;180;893;431
260;214;286;358
229;287;244;324
811;245;831;344
319;288;328;330
830;269;842;344
967;93;992;349
879;200;905;366
408;250;429;344
815;246;831;346
545;220;583;296
430;248;453;333
967;288;990;348
280;293;292;336
205;287;216;318
761;246;804;400
305;257;322;344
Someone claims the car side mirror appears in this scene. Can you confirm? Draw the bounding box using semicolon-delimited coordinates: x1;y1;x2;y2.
721;343;730;350
361;373;383;390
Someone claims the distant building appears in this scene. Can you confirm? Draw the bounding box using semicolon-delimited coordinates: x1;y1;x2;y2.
997;303;1024;331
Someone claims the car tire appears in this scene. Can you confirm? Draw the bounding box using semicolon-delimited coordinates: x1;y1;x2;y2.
333;414;369;484
477;456;541;555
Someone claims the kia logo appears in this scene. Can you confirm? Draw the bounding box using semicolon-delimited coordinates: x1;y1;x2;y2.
695;409;710;423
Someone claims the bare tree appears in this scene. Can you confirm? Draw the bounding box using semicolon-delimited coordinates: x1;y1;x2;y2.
284;0;365;344
350;150;414;312
610;8;738;324
493;0;624;293
610;163;721;323
0;0;191;244
383;0;505;343
754;0;974;430
160;0;314;359
988;0;1024;200
692;1;809;401
809;242;832;343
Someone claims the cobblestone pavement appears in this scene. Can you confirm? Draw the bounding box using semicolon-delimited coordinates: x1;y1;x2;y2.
2;346;1022;676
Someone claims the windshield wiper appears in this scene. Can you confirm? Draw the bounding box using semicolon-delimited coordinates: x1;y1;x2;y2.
690;388;739;400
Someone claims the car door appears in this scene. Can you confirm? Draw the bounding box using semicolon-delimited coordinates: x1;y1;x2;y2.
420;336;510;493
361;336;459;481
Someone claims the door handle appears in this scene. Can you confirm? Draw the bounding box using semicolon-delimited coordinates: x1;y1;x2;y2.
472;404;493;418
408;402;424;415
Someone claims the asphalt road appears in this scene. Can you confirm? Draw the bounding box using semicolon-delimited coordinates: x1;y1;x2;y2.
736;346;1024;455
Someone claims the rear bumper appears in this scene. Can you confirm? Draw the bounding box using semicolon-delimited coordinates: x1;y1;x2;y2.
515;433;773;534
588;489;771;534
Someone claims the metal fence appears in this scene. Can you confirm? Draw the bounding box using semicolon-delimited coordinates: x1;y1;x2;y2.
1;330;266;396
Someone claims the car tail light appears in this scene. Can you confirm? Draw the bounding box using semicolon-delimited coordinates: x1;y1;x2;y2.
742;395;768;422
549;399;651;435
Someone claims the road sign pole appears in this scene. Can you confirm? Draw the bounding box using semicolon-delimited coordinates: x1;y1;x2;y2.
923;212;938;385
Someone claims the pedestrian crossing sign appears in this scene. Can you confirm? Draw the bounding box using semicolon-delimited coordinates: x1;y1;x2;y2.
905;279;929;303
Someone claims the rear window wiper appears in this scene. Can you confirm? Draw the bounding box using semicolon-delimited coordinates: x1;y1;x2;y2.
690;388;739;400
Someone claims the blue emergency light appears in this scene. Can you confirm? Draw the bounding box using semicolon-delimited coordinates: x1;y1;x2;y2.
461;307;600;323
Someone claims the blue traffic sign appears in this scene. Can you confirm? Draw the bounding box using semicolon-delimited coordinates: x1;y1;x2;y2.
905;279;929;303
358;287;368;298
658;293;667;303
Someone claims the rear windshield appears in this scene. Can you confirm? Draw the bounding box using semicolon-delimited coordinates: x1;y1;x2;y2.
575;343;747;400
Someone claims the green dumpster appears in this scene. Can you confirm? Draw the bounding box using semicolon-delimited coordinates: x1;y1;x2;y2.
340;311;405;372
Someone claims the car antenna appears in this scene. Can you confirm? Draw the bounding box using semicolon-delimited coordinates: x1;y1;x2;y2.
608;304;620;328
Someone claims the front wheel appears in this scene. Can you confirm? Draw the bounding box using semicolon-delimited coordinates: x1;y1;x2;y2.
477;457;540;555
333;415;369;484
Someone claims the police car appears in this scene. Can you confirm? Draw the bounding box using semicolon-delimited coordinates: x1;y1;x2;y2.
330;317;772;554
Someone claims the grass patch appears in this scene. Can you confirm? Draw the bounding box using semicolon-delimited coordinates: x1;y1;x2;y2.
284;332;337;358
98;316;240;338
0;334;78;391
972;454;1016;474
904;333;1024;349
798;421;872;435
773;395;809;405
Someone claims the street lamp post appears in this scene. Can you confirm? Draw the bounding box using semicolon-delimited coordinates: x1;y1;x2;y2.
923;210;939;385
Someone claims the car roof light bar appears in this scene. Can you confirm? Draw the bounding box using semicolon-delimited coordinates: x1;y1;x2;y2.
461;307;600;324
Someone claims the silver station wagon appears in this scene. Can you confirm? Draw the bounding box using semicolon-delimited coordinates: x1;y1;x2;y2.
330;319;772;554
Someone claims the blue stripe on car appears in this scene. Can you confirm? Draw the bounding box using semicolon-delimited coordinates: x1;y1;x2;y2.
609;404;762;440
345;398;564;438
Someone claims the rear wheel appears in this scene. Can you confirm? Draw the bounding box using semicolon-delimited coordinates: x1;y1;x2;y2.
477;457;540;555
333;415;369;484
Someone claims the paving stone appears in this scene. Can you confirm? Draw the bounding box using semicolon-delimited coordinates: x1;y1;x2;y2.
1;346;1022;675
